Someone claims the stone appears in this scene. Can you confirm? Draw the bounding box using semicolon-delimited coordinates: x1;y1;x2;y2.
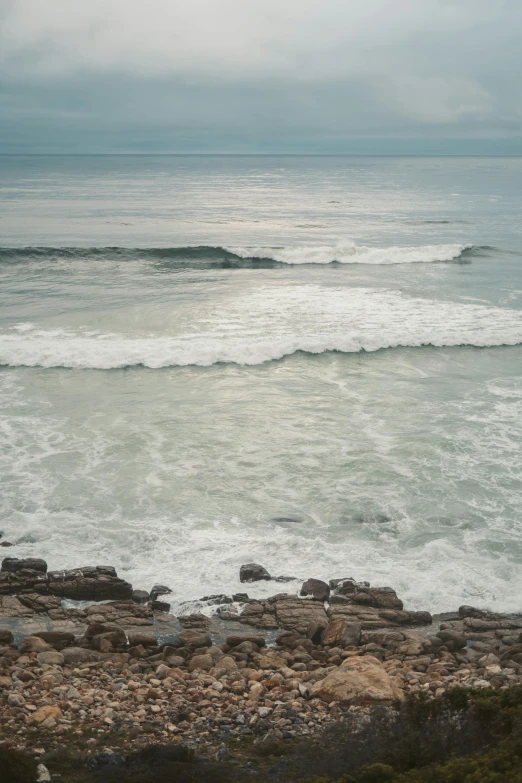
47;565;133;601
86;749;125;771
20;635;51;653
188;654;213;671
178;613;211;630
150;584;172;602
127;632;157;647
33;705;62;723
274;596;328;636
131;589;150;604
0;595;35;618
0;628;14;644
1;557;47;573
36;763;51;782
311;655;404;706
33;631;76;649
240;563;271;582
226;634;266;648
62;647;102;664
37;650;65;666
322;620;361;647
178;629;212;648
300;579;330;602
17;593;62;613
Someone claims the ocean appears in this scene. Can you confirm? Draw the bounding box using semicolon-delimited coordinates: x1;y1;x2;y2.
1;154;521;614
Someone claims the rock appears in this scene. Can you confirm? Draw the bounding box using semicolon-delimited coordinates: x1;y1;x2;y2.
20;635;51;653
36;763;51;782
127;632;157;647
131;589;150;604
0;542;13;548
322;620;361;647
300;579;330;602
162;646;185;666
47;565;133;601
150;584;172;602
178;613;211;630
18;593;62;613
33;705;62;724
86;749;125;771
274;596;328;637
188;654;213;671
177;629;211;649
0;628;14;644
34;631;75;648
0;595;35;618
340;585;403;610
1;557;48;573
311;655;404;705
240;563;271;582
226;634;266;648
37;650;65;666
62;647;102;664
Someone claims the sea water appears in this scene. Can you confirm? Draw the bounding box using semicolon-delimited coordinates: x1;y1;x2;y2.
0;154;521;613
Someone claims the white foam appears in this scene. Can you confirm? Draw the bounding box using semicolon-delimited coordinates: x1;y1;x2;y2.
2;286;522;369
226;241;470;265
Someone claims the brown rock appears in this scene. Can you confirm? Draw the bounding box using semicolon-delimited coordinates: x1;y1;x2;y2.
274;596;328;637
20;635;51;653
311;655;404;706
32;705;62;724
188;654;213;671
322;620;361;647
37;650;65;666
127;633;157;647
0;629;14;644
240;563;271;582
178;629;211;649
300;579;330;602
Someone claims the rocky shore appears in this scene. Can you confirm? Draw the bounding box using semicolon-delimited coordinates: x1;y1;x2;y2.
1;556;522;780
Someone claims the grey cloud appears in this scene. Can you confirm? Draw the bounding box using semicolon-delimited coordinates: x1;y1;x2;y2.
0;0;521;152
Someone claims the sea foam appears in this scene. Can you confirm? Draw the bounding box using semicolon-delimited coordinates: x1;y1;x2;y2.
1;286;522;369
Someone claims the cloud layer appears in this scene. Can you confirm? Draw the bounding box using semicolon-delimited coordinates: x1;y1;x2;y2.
1;0;521;152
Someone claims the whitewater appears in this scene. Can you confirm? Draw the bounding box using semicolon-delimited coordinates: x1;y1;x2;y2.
1;154;522;615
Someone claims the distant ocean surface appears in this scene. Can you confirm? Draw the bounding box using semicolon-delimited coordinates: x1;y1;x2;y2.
1;155;521;613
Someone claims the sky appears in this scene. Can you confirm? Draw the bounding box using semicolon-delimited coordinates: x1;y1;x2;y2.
1;0;521;154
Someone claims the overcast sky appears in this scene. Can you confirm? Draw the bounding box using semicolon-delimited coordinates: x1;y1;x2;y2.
1;0;521;153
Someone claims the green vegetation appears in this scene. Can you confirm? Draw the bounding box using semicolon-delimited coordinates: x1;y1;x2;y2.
4;686;522;782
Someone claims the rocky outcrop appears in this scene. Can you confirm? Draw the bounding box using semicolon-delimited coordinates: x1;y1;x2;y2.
328;595;430;629
311;655;404;705
300;579;330;602
0;558;133;602
240;563;271;582
238;594;329;637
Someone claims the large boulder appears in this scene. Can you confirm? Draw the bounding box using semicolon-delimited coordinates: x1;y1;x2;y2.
47;566;133;601
300;579;330;602
311;655;404;705
240;563;271;583
322;620;361;647
274;596;328;637
1;557;47;574
177;629;212;649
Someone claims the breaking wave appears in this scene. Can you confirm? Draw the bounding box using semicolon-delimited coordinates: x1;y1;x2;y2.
0;242;476;266
2;286;522;369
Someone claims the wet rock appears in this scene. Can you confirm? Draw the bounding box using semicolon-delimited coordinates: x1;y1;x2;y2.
150;584;172;602
178;613;211;630
226;634;266;648
1;557;48;573
300;579;330;602
0;595;35;618
131;589;150;604
0;629;14;645
47;565;133;601
312;655;404;705
18;593;62;613
240;563;271;582
127;632;157;647
178;629;212;649
0;542;13;548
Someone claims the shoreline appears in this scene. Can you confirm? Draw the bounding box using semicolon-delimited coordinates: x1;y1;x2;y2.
2;556;522;778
